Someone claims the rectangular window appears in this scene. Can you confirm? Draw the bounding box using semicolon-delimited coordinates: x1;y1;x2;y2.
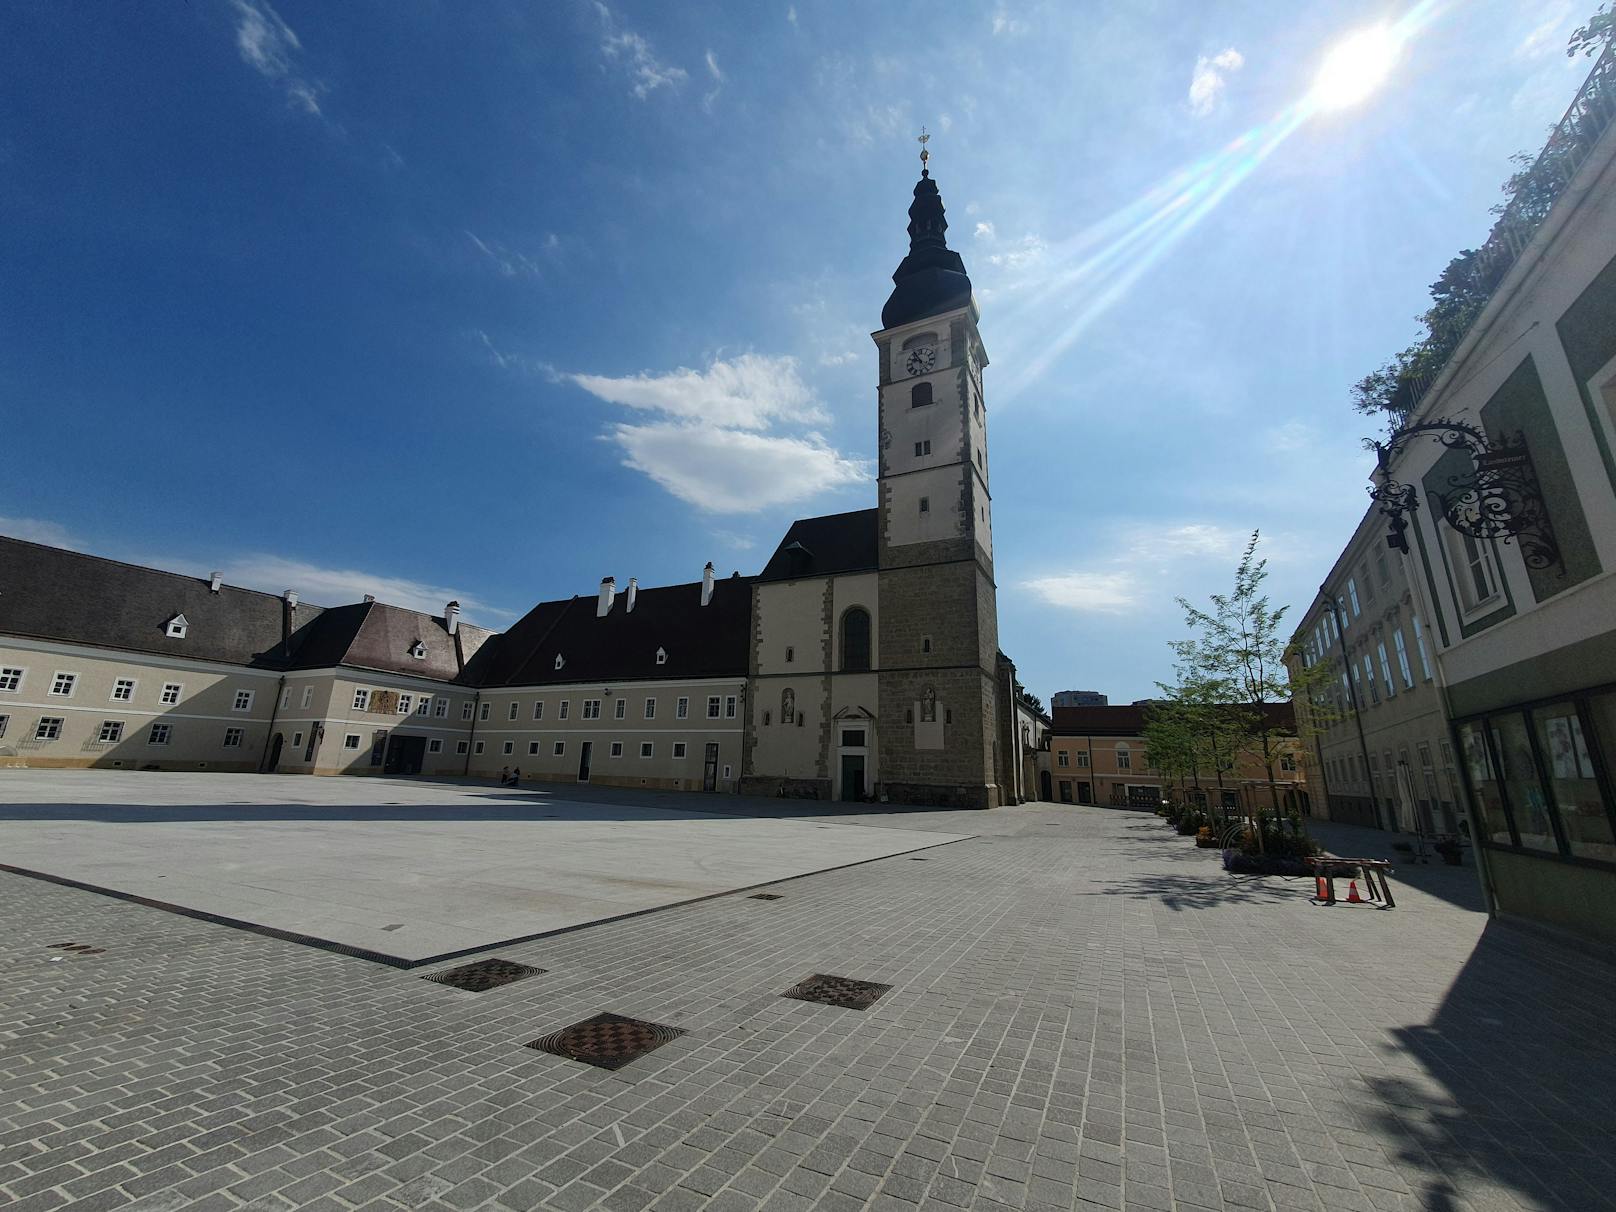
111;678;135;702
474;740;485;755
508;701;519;721
919;496;930;514
456;740;469;754
233;689;254;712
479;701;491;721
1412;616;1434;679
434;697;447;718
1493;712;1559;853
35;716;63;741
583;699;601;719
50;672;77;697
677;697;689;719
463;700;475;720
292;731;303;747
223;727;244;748
1360;564;1375;602
1362;655;1378;704
707;696;721;719
0;667;23;692
553;741;565;756
1280;753;1298;772
343;733;361;750
149;722;171;746
1337;596;1350;631
416;697;431;716
614;699;626;720
428;738;442;753
1076;751;1089;768
301;686;313;709
1377;642;1396;698
397;693;413;715
1392;629;1414;689
610;741;624;757
280;688;291;710
644;698;656;719
97;720;124;743
1116;750;1131;770
1057;751;1070;768
559;700;570;720
640;742;654;759
0;713;7;738
533;701;545;721
502;741;514;755
673;742;687;758
353;688;370;711
914;439;931;456
1347;578;1361;617
725;695;737;719
529;741;541;755
1453;532;1501;611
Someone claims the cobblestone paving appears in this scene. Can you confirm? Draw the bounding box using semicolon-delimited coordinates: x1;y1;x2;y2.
4;798;1615;1212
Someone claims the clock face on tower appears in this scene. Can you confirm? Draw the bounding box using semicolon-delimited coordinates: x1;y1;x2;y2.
904;346;936;376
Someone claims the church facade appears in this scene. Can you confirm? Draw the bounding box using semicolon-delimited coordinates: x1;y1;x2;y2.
0;170;1025;807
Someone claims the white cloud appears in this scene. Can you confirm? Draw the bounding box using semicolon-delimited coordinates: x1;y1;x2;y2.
213;555;512;623
974;221;996;240
608;423;867;513
703;49;724;111
230;0;326;117
475;330;561;380
0;515;87;550
568;354;868;513
1188;47;1244;117
1023;571;1140;614
786;5;798;27
985;233;1046;270
594;2;687;99
1144;523;1243;559
463;229;542;278
569;354;826;430
991;5;1028;36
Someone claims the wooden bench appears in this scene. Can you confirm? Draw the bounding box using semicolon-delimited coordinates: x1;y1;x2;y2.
1308;856;1395;908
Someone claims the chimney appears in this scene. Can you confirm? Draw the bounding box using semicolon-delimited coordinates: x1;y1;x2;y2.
284;589;299;609
208;571;222;594
625;578;638;613
445;600;461;637
363;594;376;603
701;562;715;607
597;576;617;617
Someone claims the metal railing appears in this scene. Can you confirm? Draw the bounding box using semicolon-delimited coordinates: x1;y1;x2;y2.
1389;38;1616;427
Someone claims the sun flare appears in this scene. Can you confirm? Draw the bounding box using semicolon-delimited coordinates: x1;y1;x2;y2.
1312;25;1402;110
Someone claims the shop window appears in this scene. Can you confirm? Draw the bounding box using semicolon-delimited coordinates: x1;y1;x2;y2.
1550;698;1616;863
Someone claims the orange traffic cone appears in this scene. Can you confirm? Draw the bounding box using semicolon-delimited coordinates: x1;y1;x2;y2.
1346;880;1364;904
1314;874;1330;902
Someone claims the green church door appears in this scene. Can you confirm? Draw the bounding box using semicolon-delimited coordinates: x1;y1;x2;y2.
840;754;866;801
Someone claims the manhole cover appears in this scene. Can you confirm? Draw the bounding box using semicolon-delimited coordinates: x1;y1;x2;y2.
423;958;544;993
782;974;891;1011
527;1012;685;1070
748;893;783;900
48;943;105;955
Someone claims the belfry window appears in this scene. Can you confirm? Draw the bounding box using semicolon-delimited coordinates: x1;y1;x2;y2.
910;382;932;408
841;608;871;672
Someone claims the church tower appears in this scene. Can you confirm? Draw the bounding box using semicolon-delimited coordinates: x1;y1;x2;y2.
872;157;1002;808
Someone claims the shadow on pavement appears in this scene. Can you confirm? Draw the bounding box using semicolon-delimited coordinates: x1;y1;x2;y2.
1084;871;1305;911
1361;921;1616;1210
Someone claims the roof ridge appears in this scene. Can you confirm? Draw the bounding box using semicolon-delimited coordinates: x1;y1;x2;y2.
0;535;321;608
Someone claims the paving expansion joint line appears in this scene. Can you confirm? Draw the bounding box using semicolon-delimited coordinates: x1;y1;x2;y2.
0;832;978;971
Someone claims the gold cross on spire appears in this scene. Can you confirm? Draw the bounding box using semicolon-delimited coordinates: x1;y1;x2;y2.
917;127;930;175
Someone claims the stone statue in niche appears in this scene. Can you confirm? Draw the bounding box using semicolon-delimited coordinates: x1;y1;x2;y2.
781;688;796;725
921;685;937;723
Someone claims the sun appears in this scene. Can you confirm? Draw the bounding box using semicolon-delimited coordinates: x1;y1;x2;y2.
1311;25;1402;110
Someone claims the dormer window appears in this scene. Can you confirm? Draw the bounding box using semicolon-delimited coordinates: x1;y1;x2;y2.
409;640;426;659
555;653;566;671
165;614;189;639
655;647;667;666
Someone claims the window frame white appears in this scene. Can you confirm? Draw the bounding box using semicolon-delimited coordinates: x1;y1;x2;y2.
640;741;654;759
161;682;183;705
677;697;689;719
111;678;136;702
149;722;172;746
35;716;64;740
644;697;656;720
50;672;78;698
343;733;362;750
222;727;245;748
232;689;255;713
97;720;125;743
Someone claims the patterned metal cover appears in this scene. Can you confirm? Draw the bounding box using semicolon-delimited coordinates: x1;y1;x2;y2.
422;958;543;993
527;1012;685;1070
782;974;891;1011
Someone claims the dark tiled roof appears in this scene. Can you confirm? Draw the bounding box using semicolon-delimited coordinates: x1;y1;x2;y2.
1051;703;1296;737
758;510;878;582
0;536;324;668
287;602;493;684
485;577;753;688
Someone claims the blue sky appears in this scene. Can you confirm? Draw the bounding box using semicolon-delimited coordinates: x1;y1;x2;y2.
0;0;1594;702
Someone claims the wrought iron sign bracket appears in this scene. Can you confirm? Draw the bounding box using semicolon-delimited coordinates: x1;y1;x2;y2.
1367;418;1562;574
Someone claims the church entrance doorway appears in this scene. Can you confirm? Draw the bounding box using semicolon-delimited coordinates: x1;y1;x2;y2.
384;734;426;775
577;741;592;783
702;743;719;791
839;754;866;801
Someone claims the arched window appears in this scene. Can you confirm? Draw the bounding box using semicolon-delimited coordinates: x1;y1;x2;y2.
841;608;871;672
910;382;932;408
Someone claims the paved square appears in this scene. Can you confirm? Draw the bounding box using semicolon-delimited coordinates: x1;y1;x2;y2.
0;771;967;964
4;779;1614;1212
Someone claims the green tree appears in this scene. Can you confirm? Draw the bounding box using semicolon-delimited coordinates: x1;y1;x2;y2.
1568;3;1612;57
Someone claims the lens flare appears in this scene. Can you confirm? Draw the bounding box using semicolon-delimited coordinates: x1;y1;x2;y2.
1311;25;1403;111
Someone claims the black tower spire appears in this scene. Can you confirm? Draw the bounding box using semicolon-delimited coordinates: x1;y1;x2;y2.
881;172;973;329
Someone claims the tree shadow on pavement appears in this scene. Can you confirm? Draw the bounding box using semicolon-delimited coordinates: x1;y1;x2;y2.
1354;922;1616;1210
1084;871;1305;911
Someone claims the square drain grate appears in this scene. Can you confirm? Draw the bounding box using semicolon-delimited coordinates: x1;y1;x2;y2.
527;1012;685;1070
748;893;783;900
782;973;891;1011
423;958;544;993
